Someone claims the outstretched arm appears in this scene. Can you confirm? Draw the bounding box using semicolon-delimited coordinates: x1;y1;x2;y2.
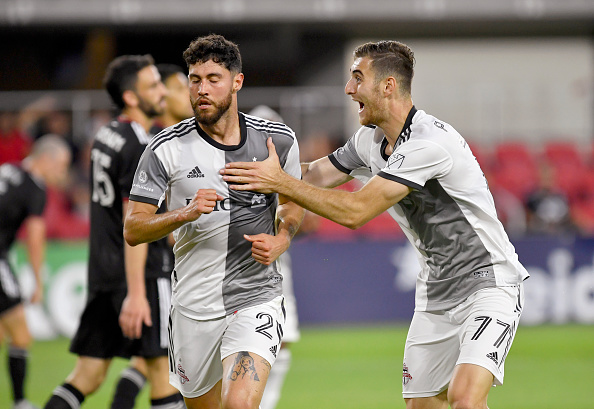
221;138;412;229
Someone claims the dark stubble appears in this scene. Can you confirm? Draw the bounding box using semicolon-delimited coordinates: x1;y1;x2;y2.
137;94;165;119
192;90;233;126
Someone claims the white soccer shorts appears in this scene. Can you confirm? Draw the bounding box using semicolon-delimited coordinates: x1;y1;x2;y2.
402;285;524;398
168;296;285;398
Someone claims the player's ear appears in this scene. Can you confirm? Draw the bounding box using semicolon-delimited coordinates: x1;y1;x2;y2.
122;89;139;108
383;76;397;97
232;72;244;94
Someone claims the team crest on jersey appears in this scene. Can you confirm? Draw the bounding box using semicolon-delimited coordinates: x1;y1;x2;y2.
251;194;266;208
138;170;148;184
387;153;405;169
402;363;413;386
177;360;190;384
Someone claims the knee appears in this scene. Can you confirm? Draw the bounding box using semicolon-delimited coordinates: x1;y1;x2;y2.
222;394;260;409
448;391;488;409
67;362;109;395
9;328;32;349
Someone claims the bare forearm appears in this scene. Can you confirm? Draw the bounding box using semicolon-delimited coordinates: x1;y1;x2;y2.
124;207;190;246
125;190;221;246
26;235;44;283
124;241;148;296
25;218;45;284
276;201;305;244
275;173;367;229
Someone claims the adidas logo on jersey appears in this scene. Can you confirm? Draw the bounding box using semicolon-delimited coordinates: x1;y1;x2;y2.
269;345;278;358
187;166;204;178
486;351;498;365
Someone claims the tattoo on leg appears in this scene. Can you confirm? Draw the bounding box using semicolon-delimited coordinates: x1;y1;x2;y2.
229;351;260;382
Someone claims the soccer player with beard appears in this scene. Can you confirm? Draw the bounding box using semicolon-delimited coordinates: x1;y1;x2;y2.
44;55;184;409
123;34;304;409
109;62;193;409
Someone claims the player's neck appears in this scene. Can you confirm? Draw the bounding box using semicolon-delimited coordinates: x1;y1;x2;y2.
197;108;241;146
22;158;44;184
120;107;154;132
378;98;414;147
156;112;179;129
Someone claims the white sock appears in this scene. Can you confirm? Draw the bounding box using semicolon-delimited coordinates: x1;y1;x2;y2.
260;348;292;409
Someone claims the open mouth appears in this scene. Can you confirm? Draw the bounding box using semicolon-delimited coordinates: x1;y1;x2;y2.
197;99;211;109
358;101;365;113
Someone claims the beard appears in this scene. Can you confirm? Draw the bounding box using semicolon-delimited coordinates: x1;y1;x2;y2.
138;96;165;119
192;91;233;126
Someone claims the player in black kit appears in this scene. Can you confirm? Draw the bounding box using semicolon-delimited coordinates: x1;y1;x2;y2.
0;135;71;409
43;55;184;409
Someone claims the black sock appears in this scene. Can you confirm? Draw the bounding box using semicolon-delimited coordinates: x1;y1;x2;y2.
151;392;185;409
110;367;147;409
44;383;85;409
8;346;27;402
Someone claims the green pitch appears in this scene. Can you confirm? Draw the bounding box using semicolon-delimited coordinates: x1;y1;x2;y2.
1;324;592;408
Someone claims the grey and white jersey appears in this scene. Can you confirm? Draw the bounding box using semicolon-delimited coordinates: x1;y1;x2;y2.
130;113;301;320
330;107;529;312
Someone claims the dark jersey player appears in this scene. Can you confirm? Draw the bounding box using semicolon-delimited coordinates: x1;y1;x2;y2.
0;135;71;409
43;55;183;409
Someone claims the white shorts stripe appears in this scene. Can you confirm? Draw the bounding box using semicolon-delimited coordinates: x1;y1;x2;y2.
0;260;19;298
157;277;171;349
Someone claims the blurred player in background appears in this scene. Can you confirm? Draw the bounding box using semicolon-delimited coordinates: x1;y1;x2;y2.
247;105;301;409
109;62;193;409
152;64;194;132
222;40;529;409
0;135;71;409
123;34;304;409
43;55;184;409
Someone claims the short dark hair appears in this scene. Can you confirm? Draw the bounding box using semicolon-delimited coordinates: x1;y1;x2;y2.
183;34;242;73
103;54;155;110
354;41;415;95
156;63;185;83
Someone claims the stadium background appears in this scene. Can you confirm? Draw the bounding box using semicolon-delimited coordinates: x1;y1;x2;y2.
1;1;594;408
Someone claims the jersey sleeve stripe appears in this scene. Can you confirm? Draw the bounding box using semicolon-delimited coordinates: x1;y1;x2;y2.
377;171;423;190
150;122;194;151
129;194;160;206
244;117;295;139
328;154;352;175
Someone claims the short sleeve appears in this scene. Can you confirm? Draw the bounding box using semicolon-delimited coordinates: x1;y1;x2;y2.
378;139;452;190
329;133;368;175
118;141;145;200
28;184;46;216
130;147;169;206
282;138;301;179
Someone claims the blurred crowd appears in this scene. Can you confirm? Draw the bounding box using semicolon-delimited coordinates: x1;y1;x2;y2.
2;103;593;241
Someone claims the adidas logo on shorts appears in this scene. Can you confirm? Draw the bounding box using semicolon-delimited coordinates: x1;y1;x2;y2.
486;351;498;365
187;166;204;178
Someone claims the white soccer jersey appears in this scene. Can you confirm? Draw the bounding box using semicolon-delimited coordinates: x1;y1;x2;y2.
130;113;301;320
330;107;529;312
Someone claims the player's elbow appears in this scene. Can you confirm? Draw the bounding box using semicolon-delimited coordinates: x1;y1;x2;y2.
123;222;142;246
341;210;368;230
